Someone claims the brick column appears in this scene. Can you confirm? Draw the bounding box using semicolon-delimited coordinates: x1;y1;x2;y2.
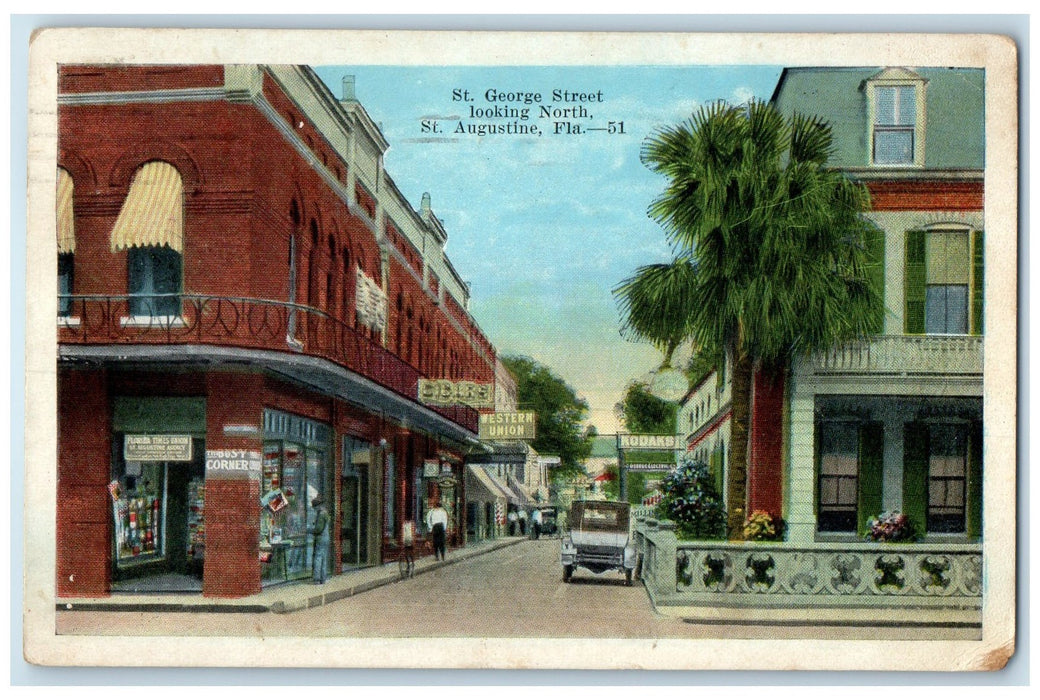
202;373;264;598
747;369;786;521
57;369;111;598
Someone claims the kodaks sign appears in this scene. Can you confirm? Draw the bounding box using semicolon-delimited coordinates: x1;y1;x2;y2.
478;411;537;441
418;379;494;408
616;433;680;450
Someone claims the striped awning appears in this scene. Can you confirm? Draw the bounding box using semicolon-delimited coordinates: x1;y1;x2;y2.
466;465;508;504
110;161;184;253
56;168;75;254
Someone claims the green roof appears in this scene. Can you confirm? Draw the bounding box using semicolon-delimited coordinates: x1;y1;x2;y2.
771;67;984;170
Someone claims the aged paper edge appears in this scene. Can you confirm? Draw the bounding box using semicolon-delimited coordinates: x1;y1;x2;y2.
22;27;1019;671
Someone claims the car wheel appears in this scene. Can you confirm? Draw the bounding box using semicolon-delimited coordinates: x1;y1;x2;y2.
563;565;573;582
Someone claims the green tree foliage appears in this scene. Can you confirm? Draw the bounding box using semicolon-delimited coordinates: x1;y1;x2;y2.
500;355;593;479
655;456;727;540
616;381;678;435
627;99;884;537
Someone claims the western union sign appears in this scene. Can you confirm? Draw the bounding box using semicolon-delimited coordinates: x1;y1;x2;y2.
479;412;537;441
616;434;679;450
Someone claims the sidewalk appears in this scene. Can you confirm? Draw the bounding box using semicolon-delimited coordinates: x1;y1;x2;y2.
58;536;528;615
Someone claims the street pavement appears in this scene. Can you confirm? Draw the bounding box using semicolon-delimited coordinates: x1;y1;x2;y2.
55;537;978;640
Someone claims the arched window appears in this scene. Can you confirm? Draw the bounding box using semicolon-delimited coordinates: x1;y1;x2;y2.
110;161;184;318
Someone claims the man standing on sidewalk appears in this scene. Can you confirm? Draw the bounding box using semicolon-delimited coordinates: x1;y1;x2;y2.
309;496;330;584
531;507;542;540
425;498;449;561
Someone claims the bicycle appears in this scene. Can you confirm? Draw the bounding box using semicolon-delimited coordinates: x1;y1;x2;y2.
397;543;415;579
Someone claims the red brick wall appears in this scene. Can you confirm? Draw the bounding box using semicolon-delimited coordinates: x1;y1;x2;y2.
867;180;983;211
747;370;785;520
57;369;112;597
202;373;265;597
59;65;224;94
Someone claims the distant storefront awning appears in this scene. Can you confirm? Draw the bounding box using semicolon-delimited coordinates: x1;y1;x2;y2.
485;470;522;506
110;161;184;253
466;465;508;504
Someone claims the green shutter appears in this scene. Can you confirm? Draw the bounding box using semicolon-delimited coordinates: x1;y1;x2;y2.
865;228;886;334
967;420;984;539
813;421;821;529
904;230;927;334
971;231;984;336
903;422;929;535
710;445;725;496
858;422;884;535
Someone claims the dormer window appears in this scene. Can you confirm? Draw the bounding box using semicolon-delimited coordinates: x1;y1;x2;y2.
867;69;927;167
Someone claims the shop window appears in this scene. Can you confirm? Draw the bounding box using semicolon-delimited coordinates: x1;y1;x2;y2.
109;435;205;577
927;424;968;533
817;422;859;532
128;245;183;318
261;440;328;582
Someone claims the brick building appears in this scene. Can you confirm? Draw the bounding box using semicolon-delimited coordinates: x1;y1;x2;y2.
56;64;498;598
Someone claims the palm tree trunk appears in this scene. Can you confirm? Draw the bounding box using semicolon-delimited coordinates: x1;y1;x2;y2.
727;348;753;539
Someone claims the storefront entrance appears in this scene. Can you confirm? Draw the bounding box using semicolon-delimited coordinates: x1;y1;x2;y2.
340;436;372;569
110;435;206;592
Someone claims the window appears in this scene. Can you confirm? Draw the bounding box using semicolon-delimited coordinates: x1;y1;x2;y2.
868;69;926;167
927;424;968;533
57;168;76;317
873;86;916;164
905;229;982;335
817;422;859;532
128;245;183;317
58;253;74;317
110;162;185;319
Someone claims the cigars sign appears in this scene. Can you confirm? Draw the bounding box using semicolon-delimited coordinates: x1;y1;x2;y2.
478;411;537;441
418;378;494;408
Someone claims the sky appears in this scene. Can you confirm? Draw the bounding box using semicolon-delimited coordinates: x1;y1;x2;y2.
314;65;784;433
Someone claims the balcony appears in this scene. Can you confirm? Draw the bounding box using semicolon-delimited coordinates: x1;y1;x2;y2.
810;335;982;376
57;294;479;433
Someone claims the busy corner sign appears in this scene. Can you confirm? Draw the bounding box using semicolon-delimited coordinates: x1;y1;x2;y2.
478;411;537;441
418;378;495;408
616;433;680;451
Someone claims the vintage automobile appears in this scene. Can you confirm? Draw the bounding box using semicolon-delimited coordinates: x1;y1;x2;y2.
560;500;637;585
536;506;558;536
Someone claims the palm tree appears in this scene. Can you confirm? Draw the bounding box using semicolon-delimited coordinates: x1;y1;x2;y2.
632;99;883;538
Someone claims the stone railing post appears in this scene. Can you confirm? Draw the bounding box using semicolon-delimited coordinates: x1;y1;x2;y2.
654;521;678;596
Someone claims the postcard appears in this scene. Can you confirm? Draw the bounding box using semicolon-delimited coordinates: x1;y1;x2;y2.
24;27;1018;671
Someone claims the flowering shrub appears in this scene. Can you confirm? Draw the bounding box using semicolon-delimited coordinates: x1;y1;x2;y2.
742;510;784;541
865;511;917;543
654;456;726;540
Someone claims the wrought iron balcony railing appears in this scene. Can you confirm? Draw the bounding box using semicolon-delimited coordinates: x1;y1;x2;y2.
58;294;479;433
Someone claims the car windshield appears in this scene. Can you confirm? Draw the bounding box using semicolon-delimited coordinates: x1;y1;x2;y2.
569;502;630;531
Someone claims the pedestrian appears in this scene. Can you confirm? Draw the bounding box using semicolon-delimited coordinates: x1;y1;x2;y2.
507;508;518;536
309;496;330;584
425;498;449;561
518;509;527;536
531;507;542;540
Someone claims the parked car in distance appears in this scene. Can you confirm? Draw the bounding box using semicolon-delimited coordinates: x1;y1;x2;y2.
560;500;637;585
537;507;558;536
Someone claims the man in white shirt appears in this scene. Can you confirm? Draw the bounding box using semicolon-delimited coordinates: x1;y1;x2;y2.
425;498;449;560
531;507;543;540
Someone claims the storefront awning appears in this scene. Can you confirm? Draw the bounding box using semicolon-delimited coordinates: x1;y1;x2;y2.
57;168;75;254
110;161;184;253
466;465;508;504
483;469;522;506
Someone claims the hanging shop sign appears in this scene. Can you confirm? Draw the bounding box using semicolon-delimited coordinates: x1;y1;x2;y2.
205;449;262;480
355;269;388;332
418;379;494;408
124;434;193;462
616;433;680;451
423;459;440;478
478;411;537;441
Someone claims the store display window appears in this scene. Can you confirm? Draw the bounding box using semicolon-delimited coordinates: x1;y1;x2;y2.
259;410;331;584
